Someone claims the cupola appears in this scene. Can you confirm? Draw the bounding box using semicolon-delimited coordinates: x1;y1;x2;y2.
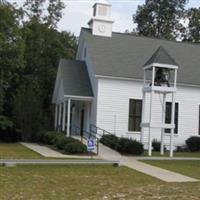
88;0;114;37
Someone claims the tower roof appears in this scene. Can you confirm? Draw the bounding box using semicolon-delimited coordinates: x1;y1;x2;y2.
144;46;178;67
95;0;111;6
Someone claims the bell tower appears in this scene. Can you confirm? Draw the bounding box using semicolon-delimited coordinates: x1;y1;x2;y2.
141;46;179;158
88;0;114;37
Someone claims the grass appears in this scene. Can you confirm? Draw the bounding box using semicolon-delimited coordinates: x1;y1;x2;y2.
142;160;200;179
1;164;200;200
144;151;200;157
0;143;43;159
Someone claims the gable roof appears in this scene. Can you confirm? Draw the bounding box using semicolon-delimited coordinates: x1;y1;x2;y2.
81;28;200;86
144;46;178;67
60;59;93;97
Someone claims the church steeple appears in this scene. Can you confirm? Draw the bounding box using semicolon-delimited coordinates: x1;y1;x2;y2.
88;0;114;37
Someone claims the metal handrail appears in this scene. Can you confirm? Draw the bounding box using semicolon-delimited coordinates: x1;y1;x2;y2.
71;124;100;154
90;124;122;149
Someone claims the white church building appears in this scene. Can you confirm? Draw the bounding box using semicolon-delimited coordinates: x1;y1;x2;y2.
52;0;200;152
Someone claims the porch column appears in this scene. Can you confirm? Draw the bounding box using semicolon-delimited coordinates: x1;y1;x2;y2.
62;101;66;132
54;104;58;131
86;102;91;132
67;99;71;137
170;93;175;157
140;90;146;144
148;91;153;156
160;94;166;155
58;103;62;132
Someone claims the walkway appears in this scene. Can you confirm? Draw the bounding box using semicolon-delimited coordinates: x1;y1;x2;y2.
136;157;200;161
98;143;199;183
21;143;99;159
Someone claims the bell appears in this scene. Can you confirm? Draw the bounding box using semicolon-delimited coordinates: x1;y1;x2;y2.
154;68;170;87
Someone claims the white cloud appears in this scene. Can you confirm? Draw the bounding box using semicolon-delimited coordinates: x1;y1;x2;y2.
58;0;143;35
8;0;200;36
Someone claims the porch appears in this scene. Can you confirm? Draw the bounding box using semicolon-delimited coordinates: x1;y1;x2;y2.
54;96;93;136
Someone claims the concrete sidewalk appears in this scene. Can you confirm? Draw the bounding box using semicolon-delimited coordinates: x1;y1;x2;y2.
136;157;200;161
98;143;199;183
21;143;99;159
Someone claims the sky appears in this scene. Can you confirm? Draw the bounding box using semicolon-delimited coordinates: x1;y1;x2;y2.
9;0;200;36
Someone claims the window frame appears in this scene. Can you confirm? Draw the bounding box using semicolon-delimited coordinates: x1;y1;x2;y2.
128;99;142;132
165;102;179;134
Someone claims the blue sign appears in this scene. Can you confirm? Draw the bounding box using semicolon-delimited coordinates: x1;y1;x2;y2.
87;139;95;151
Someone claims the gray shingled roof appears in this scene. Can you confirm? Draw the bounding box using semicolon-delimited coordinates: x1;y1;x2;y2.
144;46;178;67
81;28;200;86
60;59;93;97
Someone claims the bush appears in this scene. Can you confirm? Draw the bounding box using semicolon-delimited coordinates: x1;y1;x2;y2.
100;134;144;155
152;140;166;152
55;136;78;150
118;137;144;155
186;136;200;152
100;134;119;150
0;115;21;142
64;142;87;154
34;131;80;151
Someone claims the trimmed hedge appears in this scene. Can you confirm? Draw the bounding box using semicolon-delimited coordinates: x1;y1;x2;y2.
100;134;144;155
64;142;87;154
186;136;200;152
35;131;87;154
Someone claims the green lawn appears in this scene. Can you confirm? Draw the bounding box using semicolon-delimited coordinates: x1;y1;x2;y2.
0;143;43;159
144;151;200;157
1;164;200;200
142;160;200;179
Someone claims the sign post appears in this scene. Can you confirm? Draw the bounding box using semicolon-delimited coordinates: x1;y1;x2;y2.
87;138;95;159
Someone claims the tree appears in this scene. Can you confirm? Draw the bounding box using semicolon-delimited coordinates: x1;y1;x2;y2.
183;8;200;43
0;0;77;140
23;0;65;28
133;0;188;40
0;1;24;116
16;0;77;136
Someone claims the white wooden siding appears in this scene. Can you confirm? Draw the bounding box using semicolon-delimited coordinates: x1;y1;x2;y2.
96;77;200;148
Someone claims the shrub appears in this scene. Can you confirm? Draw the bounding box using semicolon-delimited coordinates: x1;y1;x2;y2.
152;140;166;152
0;115;21;142
100;134;119;150
64;142;87;154
176;145;189;152
118;137;144;155
186;136;200;152
100;134;144;155
55;136;78;150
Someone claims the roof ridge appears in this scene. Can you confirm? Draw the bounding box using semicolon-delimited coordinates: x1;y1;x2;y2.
81;27;200;47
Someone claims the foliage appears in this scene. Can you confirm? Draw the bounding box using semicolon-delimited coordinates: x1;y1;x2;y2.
100;134;144;155
0;115;14;130
0;1;25;115
0;115;21;142
13;80;43;141
118;137;144;155
55;136;78;150
34;131;86;153
0;0;77;141
64;142;87;154
186;136;200;152
152;139;166;152
100;134;119;150
133;0;188;40
183;8;200;43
